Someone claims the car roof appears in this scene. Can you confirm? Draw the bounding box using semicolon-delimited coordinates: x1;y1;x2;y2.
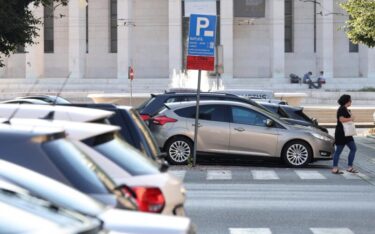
0;123;65;140
0;99;49;104
0;104;113;122
0;118;120;141
165;100;264;111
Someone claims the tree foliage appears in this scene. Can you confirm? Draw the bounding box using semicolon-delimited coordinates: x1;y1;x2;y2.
0;0;68;66
340;0;375;48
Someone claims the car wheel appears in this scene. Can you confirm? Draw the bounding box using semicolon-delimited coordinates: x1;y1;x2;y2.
282;140;312;168
165;137;193;165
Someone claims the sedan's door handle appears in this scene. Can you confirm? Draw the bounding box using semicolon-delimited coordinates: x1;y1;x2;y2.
192;123;201;127
234;127;245;132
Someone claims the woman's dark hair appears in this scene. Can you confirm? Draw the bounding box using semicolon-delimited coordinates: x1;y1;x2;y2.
338;94;351;106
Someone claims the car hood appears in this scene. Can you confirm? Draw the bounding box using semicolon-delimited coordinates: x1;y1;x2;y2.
289;124;332;136
99;208;192;234
281;118;311;127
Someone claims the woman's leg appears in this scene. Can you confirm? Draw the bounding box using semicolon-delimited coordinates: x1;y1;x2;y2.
332;144;345;170
347;141;357;167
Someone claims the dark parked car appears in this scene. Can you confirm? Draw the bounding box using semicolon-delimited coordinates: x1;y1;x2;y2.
0;124;138;211
61;103;166;162
0;160;195;234
259;102;327;132
137;92;326;132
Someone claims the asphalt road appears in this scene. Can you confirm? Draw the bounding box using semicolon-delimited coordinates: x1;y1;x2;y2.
170;136;375;234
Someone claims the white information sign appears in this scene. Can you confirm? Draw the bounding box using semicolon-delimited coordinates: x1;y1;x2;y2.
185;0;216;17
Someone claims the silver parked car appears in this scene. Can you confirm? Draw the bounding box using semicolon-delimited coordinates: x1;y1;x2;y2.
149;100;334;167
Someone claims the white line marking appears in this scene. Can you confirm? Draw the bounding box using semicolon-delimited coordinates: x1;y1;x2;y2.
169;170;186;181
207;170;232;180
251;170;279;180
310;228;354;234
342;171;361;180
229;228;272;234
295;170;326;180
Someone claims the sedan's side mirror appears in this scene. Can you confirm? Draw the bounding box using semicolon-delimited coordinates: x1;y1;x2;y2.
266;119;274;127
311;118;319;126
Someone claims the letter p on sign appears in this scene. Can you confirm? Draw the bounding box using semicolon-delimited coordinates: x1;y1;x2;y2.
196;17;214;37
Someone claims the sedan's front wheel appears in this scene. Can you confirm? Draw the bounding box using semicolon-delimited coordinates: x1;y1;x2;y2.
282;141;312;168
165;136;193;165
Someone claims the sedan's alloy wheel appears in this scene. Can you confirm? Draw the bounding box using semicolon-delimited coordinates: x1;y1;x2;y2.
286;144;309;166
169;140;191;163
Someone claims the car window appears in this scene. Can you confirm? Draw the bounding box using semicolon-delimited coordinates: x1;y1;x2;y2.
175;105;229;122
165;97;180;103
231;106;268;127
137;96;155;111
42;139;114;194
128;109;161;159
91;133;160;176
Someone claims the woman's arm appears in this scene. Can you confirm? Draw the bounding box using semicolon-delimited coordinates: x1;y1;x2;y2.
339;116;354;123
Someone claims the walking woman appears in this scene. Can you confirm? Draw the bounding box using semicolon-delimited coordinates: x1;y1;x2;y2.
332;94;358;174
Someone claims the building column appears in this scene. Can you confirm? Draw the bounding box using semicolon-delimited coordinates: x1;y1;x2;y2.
25;4;44;80
168;0;182;78
321;0;334;79
368;48;375;79
68;0;86;79
270;0;285;79
220;0;234;80
117;0;132;79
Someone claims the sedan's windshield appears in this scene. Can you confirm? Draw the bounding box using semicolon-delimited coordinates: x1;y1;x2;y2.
42;139;117;194
91;133;160;176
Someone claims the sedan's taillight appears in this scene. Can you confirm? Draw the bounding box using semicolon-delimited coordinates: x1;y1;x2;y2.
152;116;177;126
140;114;151;121
132;187;165;213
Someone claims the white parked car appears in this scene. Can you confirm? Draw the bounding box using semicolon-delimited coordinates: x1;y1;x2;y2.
2;118;186;216
0;160;195;234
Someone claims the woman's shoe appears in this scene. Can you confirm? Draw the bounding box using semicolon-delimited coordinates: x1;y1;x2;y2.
346;168;359;173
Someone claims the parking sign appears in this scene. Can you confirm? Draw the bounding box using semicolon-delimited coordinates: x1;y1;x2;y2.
187;14;217;71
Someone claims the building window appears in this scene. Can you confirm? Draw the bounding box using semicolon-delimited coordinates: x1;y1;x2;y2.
110;0;117;53
285;0;293;53
44;3;54;53
349;40;359;53
182;0;220;70
234;0;265;18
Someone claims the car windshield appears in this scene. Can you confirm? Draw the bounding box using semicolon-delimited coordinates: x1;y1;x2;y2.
42;139;117;194
90;133;160;176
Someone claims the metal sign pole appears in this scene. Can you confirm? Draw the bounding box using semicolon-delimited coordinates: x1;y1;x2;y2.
192;70;202;167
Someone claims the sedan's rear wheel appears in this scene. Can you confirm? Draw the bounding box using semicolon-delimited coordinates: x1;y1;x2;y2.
282;141;312;167
165;137;193;165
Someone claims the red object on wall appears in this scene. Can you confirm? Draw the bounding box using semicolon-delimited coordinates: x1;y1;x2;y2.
128;66;134;80
187;56;215;71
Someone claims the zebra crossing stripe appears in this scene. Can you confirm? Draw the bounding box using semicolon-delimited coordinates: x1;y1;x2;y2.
341;171;361;180
229;228;272;234
169;170;186;181
310;228;354;234
295;170;326;180
251;170;279;180
207;170;232;180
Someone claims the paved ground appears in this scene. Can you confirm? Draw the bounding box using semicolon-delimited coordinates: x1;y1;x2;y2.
170;136;375;234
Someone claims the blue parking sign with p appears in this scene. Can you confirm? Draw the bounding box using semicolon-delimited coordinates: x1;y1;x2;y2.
188;14;217;57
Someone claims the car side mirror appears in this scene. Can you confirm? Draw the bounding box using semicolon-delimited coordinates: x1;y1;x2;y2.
159;159;169;172
266;119;274;127
311;118;319;126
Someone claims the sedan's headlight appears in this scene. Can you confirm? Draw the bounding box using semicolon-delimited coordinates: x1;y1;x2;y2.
311;132;332;141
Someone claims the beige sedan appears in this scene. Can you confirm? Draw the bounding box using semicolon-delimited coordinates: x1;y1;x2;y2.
149;100;334;167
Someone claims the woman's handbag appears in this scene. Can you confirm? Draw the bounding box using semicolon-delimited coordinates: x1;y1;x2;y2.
343;121;357;136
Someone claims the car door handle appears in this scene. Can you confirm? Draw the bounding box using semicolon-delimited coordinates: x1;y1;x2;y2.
192;123;201;127
234;127;245;132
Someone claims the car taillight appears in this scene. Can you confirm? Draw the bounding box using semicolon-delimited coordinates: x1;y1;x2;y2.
132;187;165;213
140;114;151;121
152;116;177;126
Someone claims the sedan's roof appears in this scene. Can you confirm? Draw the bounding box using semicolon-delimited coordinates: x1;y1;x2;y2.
0;123;65;141
0;118;120;141
0;104;113;122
